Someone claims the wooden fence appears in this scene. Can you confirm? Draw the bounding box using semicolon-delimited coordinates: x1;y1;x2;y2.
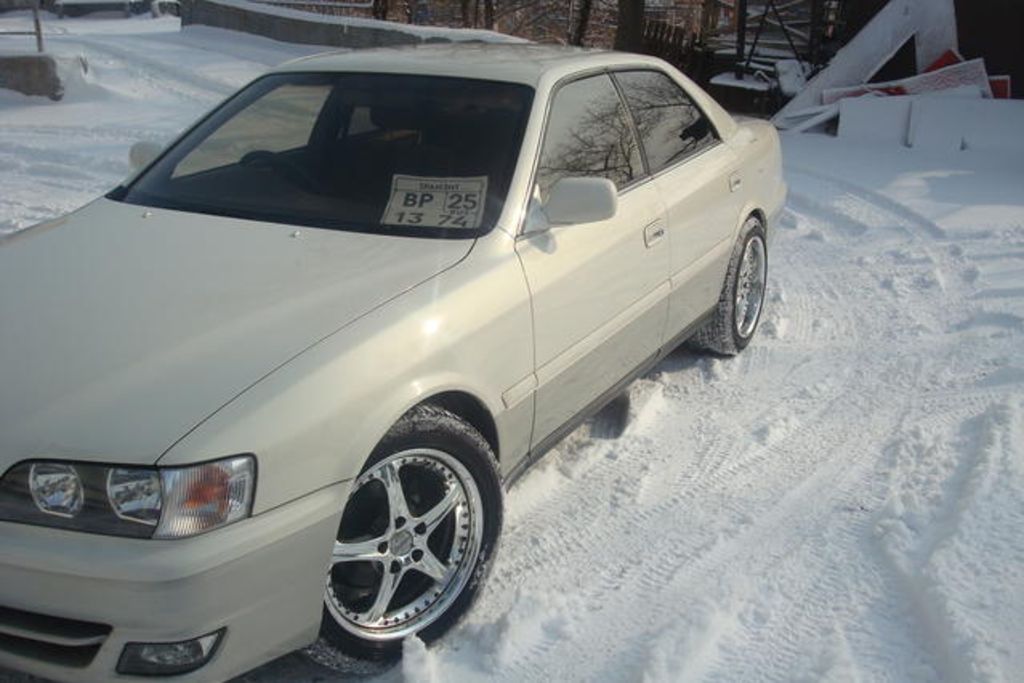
641;18;699;70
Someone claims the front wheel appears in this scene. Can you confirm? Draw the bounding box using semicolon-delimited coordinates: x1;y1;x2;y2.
691;216;768;355
320;405;502;661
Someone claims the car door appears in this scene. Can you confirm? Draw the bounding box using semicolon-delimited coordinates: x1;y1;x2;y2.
613;69;741;342
515;73;670;450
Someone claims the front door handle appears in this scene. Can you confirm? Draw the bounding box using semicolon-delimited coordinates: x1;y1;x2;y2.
643;220;666;248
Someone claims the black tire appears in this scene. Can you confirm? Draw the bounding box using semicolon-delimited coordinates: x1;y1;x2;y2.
691;216;768;356
320;404;503;662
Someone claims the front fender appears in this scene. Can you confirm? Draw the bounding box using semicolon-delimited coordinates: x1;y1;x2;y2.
158;236;534;514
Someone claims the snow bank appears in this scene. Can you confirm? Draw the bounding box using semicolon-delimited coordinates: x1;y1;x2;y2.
910;97;1024;154
836;91;1024;161
838;95;912;146
211;0;523;43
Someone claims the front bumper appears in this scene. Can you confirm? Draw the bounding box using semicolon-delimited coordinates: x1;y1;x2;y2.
0;480;350;683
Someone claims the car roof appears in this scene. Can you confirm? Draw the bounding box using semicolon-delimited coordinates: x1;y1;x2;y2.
272;43;668;87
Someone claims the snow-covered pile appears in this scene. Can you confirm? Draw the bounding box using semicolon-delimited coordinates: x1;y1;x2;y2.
2;15;1022;683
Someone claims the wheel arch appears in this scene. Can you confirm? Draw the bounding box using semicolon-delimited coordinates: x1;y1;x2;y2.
415;390;500;460
733;204;767;244
366;381;503;468
750;207;767;228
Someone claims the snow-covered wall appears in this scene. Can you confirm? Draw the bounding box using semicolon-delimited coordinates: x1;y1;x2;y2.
181;0;523;49
0;53;62;100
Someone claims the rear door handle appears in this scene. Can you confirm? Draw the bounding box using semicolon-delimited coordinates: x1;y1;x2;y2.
643;220;666;248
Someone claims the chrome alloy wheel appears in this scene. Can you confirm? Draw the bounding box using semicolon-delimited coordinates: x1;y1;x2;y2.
325;449;484;641
734;233;767;339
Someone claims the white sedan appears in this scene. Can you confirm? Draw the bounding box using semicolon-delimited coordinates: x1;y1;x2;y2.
0;44;785;681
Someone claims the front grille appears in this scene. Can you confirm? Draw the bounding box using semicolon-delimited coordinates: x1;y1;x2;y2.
0;605;111;668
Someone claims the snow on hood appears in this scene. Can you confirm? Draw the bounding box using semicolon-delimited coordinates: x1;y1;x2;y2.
0;198;471;469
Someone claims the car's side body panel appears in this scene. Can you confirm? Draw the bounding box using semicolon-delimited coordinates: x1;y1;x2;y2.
726;118;788;240
652;141;742;338
515;178;670;449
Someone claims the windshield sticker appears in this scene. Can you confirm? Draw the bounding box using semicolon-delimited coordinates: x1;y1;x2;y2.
381;175;488;229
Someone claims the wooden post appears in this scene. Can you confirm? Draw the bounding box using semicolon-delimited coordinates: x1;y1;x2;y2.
809;0;823;67
614;0;645;52
483;0;493;29
32;0;44;53
735;0;747;79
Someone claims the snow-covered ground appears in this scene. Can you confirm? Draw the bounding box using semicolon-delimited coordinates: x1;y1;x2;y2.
2;14;1023;683
0;13;321;233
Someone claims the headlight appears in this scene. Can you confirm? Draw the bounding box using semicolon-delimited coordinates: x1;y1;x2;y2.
108;468;162;525
29;463;85;518
0;455;255;539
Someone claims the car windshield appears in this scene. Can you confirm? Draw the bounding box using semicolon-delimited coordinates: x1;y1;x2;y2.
112;73;534;237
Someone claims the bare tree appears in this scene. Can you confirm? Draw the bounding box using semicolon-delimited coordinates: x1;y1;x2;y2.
483;0;495;28
568;0;593;45
372;0;388;20
614;0;644;52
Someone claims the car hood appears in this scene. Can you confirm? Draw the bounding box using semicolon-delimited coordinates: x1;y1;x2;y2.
0;199;472;470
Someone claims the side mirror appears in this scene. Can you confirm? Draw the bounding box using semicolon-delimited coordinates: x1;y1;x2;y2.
129;141;163;171
542;177;618;226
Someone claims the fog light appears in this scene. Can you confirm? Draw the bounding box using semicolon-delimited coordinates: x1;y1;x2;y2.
117;629;224;676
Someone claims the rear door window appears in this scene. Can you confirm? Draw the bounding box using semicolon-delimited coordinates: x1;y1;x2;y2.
613;70;718;173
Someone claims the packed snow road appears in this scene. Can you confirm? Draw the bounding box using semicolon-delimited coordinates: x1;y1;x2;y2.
2;15;1022;683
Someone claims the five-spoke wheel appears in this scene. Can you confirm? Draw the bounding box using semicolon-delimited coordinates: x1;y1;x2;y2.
326;450;483;639
320;405;502;660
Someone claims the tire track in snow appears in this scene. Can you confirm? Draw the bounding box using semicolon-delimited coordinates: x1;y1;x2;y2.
870;401;1023;683
787;165;947;241
454;231;921;683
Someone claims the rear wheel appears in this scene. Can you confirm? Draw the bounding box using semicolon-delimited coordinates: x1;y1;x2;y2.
691;216;768;355
320;405;502;661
